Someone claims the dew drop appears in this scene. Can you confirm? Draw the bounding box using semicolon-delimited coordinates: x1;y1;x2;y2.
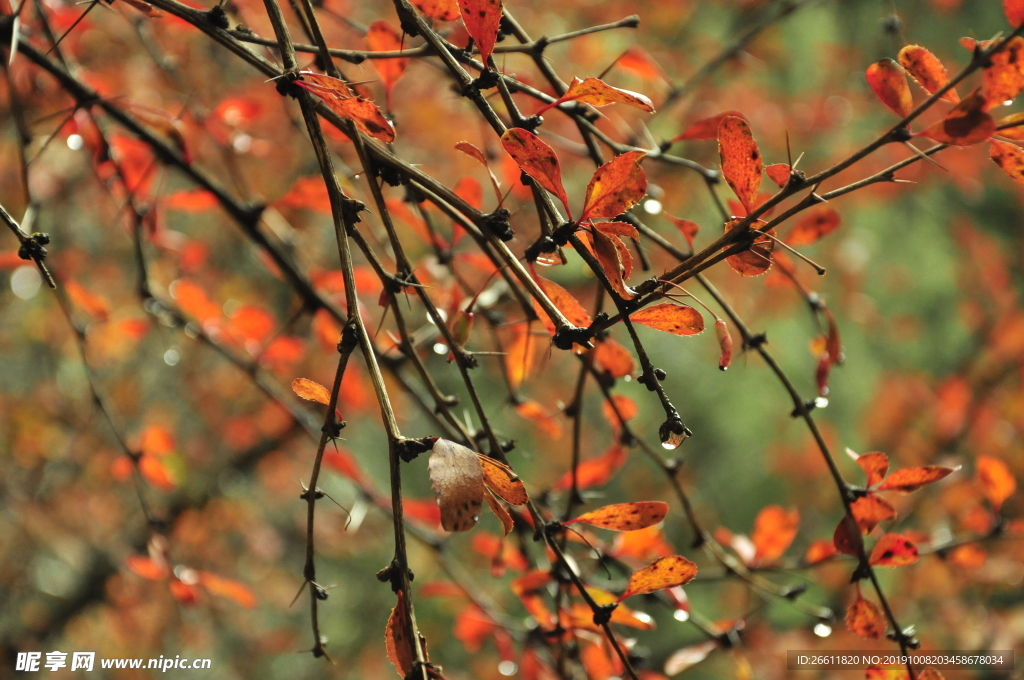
661;439;678;450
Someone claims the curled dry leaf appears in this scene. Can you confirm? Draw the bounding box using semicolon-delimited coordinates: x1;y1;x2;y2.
788;207;841;247
917;90;995;146
476;453;529;505
296;74;396;143
580;151;647;221
846;593;886;639
876;465;958;493
715;319;733;370
866;58;914;118
458;0;503;65
618;555;698;601
590;227;635;300
484;488;515;535
386;590;416;678
536;77;655;114
869;533;919;567
565;500;669;532
990;139;1024;186
898;45;959;103
724;219;775;276
663;640;718;676
291;377;331;405
672;110;746;142
428;438;486;531
629;303;704;336
500;128;572;220
718;116;763;214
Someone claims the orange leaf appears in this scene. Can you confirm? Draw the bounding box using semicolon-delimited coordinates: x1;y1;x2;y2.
554;443;628;491
580;151;647;221
140;425;175;457
454;604;496;652
484;489;515;535
198;571;258;608
718;116;763;214
917;89;994;146
65;279;109;322
765;163;791;187
514;399;563;439
386;590;416;678
276;176;331;213
990;139;1024;186
505;322;536;388
601;394;638;426
869;533;919;567
458;0;502;65
787;207;841;246
414;0;459;21
616;46;666;81
672;110;746;142
977;455;1017;511
850;494;897;533
715;319;733;370
866;58;914;118
751;506;799;562
126;555;169;580
566;501;669;532
665;213;699;250
531;273;593;332
630;303;704;336
876;465;958;493
536;77;654;114
164;189;219;212
846;593;886;638
723;219;775;276
169;578;202;606
595;221;640;240
291;377;331;405
296;73;396;143
139;455;177;490
804;538;837;564
593;338;635;378
1008;0;1024;26
366;21;408;98
428;438;485;531
500;128;571;219
948;543;987;568
898;45;959;103
590;227;635;300
476;453;529;505
853;451;890;487
982;37;1024;110
618;555;697;601
613;523;674;561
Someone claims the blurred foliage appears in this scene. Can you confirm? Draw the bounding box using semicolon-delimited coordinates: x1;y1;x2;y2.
1;0;1023;678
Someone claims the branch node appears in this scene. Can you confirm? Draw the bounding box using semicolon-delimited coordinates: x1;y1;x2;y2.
524;235;556;262
592;602;618;626
480;208;514;241
396;436;434;463
205;4;230;29
552;324;593;350
18;232;50;262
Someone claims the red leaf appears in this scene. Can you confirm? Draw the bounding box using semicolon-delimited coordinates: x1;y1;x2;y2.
1008;0;1024;26
536;77;655;115
672;110;746;142
530;272;593;332
618;555;697;601
787;207;841;246
630;303;704;336
169;578;203;606
198;571;258;608
765;163;791;187
366;21;408;102
664;213;699;250
751;506;799;562
454;604;496;652
588;227;635;300
580;151;647;221
296;73;396;143
555;443;628;491
126;555;169;580
386;590;416;678
850;494;897;533
990;139;1024;186
616;46;666;81
414;0;459;21
139;455;177;490
917;89;995;145
458;0;502;65
833;512;863;555
164;189;219;212
977;455;1017;511
866;59;914;118
723;218;775;276
594;221;640;239
718;116;763;214
869;533;919;567
876;465;958;493
898;45;959;103
852;451;890;487
565;501;669;532
500;128;572;219
846;592;886;638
